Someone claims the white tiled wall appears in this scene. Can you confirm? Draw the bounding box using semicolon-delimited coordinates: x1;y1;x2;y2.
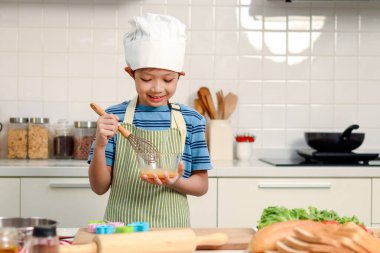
1;0;380;157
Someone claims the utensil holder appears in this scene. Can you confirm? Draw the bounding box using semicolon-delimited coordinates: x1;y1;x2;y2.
235;142;252;161
207;120;233;160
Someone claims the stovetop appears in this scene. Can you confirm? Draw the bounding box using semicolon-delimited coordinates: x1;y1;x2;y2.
259;149;380;166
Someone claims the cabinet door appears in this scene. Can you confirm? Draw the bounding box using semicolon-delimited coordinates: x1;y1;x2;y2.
218;178;371;228
188;178;217;227
372;179;380;224
21;178;109;228
0;178;20;217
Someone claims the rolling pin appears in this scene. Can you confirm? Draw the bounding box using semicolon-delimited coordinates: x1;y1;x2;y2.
60;229;228;253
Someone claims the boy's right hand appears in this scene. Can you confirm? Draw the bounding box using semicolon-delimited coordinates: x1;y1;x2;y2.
95;114;120;148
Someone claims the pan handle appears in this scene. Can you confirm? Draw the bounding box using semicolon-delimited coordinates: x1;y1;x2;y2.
340;124;359;141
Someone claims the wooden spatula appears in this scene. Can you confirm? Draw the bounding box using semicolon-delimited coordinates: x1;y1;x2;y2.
223;92;238;119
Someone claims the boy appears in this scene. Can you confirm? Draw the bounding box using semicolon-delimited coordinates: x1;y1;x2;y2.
88;13;212;228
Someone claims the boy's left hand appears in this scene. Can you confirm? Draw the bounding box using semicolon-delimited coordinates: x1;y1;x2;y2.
140;161;184;186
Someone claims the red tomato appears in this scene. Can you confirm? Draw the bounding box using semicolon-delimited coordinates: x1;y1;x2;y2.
321;220;340;225
359;224;369;233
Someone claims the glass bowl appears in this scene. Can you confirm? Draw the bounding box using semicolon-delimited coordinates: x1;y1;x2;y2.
136;152;181;180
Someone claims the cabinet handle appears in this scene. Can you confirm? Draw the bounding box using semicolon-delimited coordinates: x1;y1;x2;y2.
258;183;332;189
49;182;91;188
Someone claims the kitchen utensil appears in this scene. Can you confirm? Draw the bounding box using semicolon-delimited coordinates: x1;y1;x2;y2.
305;124;365;152
197;88;211;118
0;217;57;247
90;103;158;159
137;152;181;180
198;87;217;119
223;92;238;119
216;90;224;119
296;149;378;165
193;99;204;115
73;227;255;250
60;229;228;253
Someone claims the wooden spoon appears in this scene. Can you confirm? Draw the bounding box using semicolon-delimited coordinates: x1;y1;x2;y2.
216;90;224;119
199;87;217;119
194;99;205;115
197;88;211;118
223;92;238;119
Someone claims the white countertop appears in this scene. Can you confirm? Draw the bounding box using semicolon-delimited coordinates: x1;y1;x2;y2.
1;158;380;178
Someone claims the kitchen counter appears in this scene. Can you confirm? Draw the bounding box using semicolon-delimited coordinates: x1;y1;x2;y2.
1;158;380;177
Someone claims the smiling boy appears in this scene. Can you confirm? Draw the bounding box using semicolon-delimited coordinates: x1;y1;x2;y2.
88;13;212;228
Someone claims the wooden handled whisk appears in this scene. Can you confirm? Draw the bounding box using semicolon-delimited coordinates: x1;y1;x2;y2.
90;103;159;158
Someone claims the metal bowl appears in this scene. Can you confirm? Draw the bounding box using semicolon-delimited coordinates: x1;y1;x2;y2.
0;217;57;247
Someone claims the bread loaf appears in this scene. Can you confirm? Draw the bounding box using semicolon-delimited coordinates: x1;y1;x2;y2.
248;220;325;253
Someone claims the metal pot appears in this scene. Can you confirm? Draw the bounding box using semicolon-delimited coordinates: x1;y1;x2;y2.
0;217;57;247
304;124;365;152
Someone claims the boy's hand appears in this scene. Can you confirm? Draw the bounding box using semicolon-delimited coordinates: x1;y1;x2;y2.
95;114;119;148
140;161;184;186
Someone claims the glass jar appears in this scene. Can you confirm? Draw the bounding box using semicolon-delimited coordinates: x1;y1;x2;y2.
28;226;59;253
7;117;29;159
28;118;49;159
73;121;96;160
0;227;18;253
53;119;74;159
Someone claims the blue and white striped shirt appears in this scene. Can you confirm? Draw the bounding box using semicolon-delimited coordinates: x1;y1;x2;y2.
88;101;212;178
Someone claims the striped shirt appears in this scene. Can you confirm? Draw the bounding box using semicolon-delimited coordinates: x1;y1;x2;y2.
88;101;212;178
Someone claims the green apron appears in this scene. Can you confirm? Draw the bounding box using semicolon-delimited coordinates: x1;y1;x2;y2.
104;97;190;228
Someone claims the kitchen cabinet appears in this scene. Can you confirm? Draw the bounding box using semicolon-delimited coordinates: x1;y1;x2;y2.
20;178;109;228
218;178;371;227
0;178;20;217
19;177;217;228
372;179;380;224
188;178;217;227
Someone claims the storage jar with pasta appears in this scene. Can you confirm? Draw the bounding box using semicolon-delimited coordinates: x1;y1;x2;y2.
73;121;96;160
7;117;29;159
28;118;49;159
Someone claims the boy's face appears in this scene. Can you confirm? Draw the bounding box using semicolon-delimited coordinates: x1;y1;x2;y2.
132;68;179;107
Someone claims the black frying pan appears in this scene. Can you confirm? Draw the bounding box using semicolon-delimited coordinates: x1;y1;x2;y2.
304;124;365;152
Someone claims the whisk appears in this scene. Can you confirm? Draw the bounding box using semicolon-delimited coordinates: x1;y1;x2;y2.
90;103;159;162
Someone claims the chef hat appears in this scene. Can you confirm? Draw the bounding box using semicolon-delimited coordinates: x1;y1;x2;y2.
123;13;187;73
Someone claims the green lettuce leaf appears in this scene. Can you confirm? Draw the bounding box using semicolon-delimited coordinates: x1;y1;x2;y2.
257;206;364;229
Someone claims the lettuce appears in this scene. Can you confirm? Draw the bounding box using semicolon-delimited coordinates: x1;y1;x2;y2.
257;206;364;229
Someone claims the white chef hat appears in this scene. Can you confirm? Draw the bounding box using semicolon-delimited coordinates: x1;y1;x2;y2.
123;13;187;73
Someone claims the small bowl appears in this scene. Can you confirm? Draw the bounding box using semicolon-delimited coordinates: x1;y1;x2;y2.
0;217;57;247
136;152;181;180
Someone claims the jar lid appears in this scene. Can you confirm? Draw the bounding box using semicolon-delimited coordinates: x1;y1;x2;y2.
55;119;72;129
9;117;29;124
30;118;50;124
32;226;57;237
74;121;96;128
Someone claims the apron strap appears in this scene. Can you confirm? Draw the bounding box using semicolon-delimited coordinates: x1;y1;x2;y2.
123;96;187;153
123;96;138;124
169;101;187;154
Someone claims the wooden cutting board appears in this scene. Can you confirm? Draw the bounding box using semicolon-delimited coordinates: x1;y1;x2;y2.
73;227;255;250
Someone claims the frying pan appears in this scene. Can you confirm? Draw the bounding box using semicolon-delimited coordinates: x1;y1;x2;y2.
60;229;228;253
304;124;365;152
